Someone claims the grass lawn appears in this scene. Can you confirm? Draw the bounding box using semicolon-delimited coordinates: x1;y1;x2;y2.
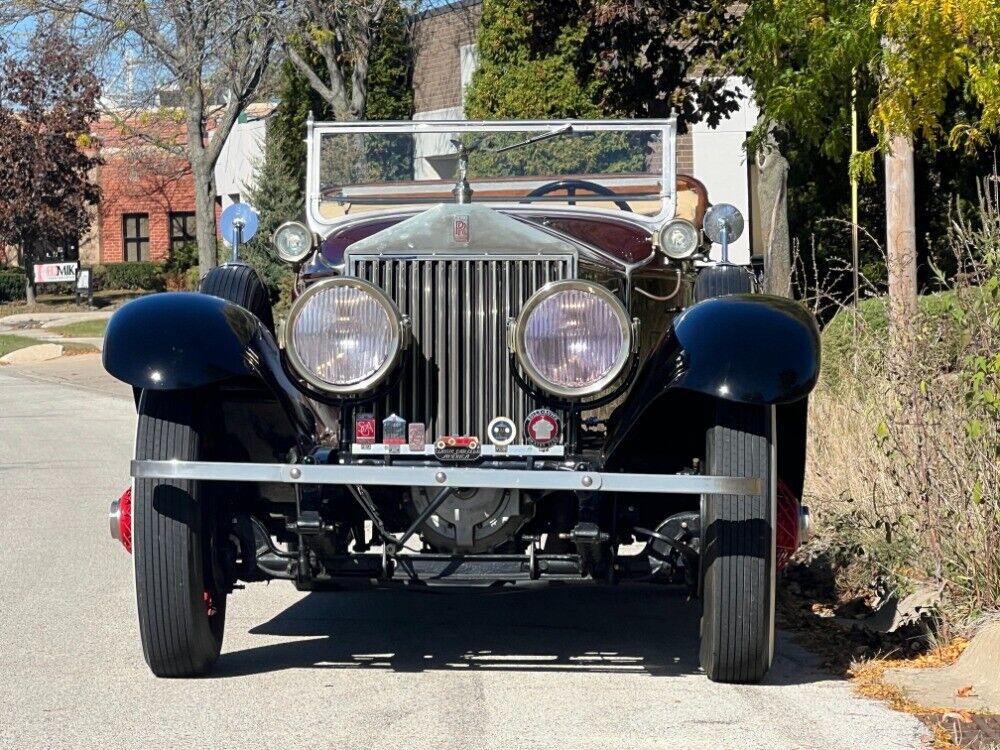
48;319;108;338
0;335;44;358
0;289;143;319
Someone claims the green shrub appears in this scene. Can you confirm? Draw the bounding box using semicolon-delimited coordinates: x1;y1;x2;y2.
97;262;166;291
821;290;973;385
185;266;202;291
165;242;199;275
808;182;1000;634
0;270;26;302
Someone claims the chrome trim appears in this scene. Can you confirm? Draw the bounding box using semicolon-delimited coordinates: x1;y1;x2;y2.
284;277;407;395
654;218;701;260
350;253;573;442
351;443;563;457
272;221;315;264
108;498;121;542
305;118;678;233
768;405;778;665
512;279;632;399
132;460;762;495
799;504;812;543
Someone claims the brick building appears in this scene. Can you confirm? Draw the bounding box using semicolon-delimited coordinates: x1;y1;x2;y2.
85;113;201;265
78;104;272;266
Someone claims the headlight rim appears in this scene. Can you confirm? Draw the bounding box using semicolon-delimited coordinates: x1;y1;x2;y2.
272;220;315;265
285;277;404;395
655;218;701;260
513;279;632;399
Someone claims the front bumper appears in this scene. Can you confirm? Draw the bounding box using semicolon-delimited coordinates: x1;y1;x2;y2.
131;460;761;495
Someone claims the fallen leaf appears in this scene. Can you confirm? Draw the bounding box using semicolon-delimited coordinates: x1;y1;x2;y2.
956;685;976;698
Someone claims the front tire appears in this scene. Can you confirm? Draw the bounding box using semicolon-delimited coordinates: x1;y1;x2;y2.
134;390;226;677
699;401;776;683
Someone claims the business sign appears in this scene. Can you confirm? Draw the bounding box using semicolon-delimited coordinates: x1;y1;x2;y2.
34;262;79;284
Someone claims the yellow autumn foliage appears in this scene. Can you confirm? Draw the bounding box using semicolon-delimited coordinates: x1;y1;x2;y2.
872;0;1000;145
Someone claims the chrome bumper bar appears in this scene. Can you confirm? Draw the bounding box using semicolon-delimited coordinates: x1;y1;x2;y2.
131;460;761;495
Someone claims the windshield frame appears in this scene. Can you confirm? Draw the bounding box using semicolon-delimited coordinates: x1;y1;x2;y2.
305;118;678;234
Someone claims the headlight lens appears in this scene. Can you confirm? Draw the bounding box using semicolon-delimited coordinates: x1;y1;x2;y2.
273;221;314;264
514;281;632;398
286;278;404;393
656;218;700;259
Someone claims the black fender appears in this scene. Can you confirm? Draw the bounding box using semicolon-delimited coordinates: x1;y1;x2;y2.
103;292;318;447
605;294;820;465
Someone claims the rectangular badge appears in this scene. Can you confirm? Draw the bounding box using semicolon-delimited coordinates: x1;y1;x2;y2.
408;422;426;452
453;216;469;243
383;414;407;445
354;414;376;444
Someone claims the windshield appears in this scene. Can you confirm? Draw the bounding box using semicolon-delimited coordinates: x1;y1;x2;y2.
308;120;676;225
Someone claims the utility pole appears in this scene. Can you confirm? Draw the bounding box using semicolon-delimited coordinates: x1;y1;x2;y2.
884;134;917;340
881;40;918;343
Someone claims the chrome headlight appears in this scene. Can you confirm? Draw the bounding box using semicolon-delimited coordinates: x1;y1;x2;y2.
655;218;701;259
273;221;314;264
285;278;405;394
513;280;632;398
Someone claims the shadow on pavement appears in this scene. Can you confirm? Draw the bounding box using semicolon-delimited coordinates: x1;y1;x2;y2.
215;583;828;685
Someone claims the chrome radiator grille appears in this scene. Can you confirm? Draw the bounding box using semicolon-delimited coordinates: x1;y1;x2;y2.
349;254;574;443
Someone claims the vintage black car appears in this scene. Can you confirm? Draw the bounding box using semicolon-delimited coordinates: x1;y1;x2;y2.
104;119;820;683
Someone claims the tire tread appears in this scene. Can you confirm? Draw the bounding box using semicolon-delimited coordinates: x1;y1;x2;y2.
199;262;274;333
701;401;774;683
134;391;224;677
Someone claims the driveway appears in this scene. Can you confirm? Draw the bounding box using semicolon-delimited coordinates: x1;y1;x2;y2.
0;365;927;750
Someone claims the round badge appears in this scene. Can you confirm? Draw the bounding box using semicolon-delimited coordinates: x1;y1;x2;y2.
487;416;517;447
524;408;561;447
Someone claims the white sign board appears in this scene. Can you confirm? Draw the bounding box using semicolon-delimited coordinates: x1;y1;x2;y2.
76;269;91;290
34;262;79;284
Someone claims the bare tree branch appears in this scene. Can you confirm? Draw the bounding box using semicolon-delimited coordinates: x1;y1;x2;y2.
13;0;282;271
279;0;401;121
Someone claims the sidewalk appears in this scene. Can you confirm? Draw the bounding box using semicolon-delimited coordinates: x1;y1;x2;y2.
1;351;131;400
0;309;111;350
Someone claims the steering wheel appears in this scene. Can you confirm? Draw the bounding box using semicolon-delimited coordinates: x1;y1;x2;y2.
525;179;633;213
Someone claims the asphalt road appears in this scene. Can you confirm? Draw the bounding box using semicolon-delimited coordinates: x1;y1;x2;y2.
0;360;927;750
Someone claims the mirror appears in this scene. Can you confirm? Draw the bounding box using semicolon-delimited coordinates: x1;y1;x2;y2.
702;203;745;245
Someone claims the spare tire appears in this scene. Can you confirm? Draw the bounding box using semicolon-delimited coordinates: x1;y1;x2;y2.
694;264;755;302
200;262;275;333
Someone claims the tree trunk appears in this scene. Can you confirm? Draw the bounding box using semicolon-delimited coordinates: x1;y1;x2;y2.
757;137;792;298
19;240;36;306
191;157;218;273
884;134;917;338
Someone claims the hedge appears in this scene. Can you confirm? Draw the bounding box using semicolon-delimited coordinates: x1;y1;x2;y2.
93;262;166;291
0;270;26;302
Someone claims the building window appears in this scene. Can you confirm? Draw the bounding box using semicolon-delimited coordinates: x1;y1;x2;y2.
35;235;79;263
122;213;150;262
169;212;197;252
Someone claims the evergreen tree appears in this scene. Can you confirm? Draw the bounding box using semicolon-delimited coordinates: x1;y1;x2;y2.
364;1;414;122
269;58;333;196
465;0;602;120
242;132;301;304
